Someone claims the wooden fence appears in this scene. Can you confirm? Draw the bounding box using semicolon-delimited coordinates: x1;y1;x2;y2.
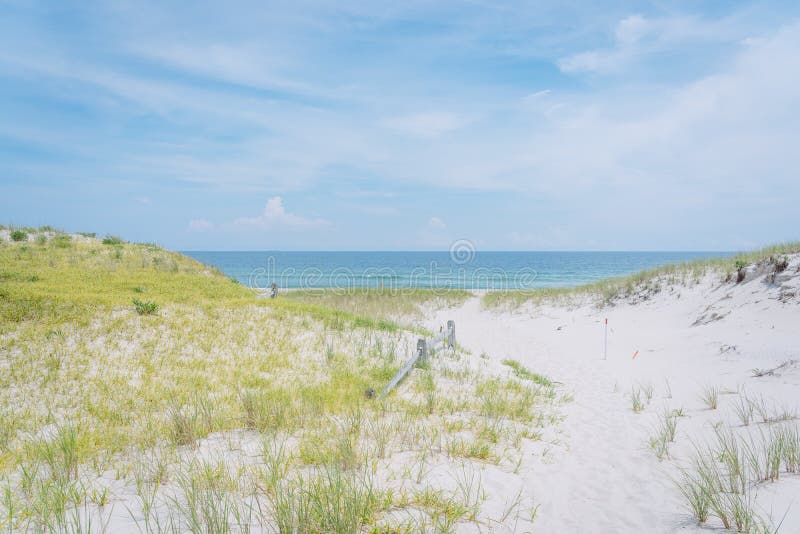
380;320;456;398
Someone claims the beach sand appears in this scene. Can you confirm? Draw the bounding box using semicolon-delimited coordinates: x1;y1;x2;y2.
3;233;798;532
422;255;800;532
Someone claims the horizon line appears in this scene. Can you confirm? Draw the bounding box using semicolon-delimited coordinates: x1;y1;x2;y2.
179;249;738;253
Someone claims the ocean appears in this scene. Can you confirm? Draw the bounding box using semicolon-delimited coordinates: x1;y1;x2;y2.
181;250;733;291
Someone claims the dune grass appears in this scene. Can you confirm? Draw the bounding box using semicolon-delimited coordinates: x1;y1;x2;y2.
483;241;800;309
733;392;756;426
649;409;678;461
676;423;800;532
0;227;560;532
283;287;471;326
701;385;720;410
631;390;644;413
0;230;402;333
501;359;553;387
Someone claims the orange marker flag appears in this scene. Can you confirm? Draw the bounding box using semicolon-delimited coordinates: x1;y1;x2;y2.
632;350;639;360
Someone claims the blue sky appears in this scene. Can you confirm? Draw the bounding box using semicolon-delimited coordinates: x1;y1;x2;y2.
1;0;799;251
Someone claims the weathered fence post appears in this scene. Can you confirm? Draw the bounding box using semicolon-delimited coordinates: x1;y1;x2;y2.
447;320;456;348
378;320;455;398
417;338;428;365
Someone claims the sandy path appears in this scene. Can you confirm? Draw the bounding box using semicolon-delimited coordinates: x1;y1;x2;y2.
427;271;800;532
430;297;680;532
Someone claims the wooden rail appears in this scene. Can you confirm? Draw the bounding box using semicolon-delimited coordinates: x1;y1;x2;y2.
380;320;455;398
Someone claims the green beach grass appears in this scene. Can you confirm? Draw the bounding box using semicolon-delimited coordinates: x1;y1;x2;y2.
283;287;471;328
0;227;559;532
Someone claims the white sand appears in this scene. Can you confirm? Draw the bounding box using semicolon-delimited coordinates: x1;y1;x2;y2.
40;254;799;532
426;255;800;532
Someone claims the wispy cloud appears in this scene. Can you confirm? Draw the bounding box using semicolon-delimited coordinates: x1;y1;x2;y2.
352;204;401;216
2;2;800;249
129;41;343;103
384;112;470;139
188;219;214;232
558;13;749;73
428;216;446;229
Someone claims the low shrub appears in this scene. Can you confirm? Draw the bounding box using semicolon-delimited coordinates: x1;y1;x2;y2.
132;298;159;315
102;235;124;245
10;230;27;242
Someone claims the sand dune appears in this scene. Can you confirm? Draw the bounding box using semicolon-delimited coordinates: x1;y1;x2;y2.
2;233;798;532
427;254;800;532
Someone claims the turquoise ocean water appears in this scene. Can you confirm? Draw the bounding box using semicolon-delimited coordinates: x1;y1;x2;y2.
182;251;733;291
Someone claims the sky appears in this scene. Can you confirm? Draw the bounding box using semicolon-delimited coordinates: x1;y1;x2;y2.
1;0;799;251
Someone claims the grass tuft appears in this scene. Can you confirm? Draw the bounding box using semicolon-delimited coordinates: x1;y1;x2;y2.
700;386;719;410
132;297;159;315
501;359;553;387
631;387;645;413
733;393;755;426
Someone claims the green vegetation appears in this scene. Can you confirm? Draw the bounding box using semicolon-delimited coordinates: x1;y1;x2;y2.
501;358;553;387
631;387;645;413
649;409;678;461
0;226;559;531
676;424;800;532
483;242;800;309
10;230;27;242
284;287;471;326
101;234;124;245
701;385;720;410
132;297;159;315
52;235;71;249
733;392;756;426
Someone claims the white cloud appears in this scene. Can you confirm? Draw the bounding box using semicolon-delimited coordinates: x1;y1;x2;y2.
558;15;647;73
558;49;622;73
234;196;330;231
558;14;741;73
0;49;377;194
4;3;799;250
428;216;446;229
384;112;469;139
615;14;649;45
136;196;152;205
390;20;800;199
188;219;214;232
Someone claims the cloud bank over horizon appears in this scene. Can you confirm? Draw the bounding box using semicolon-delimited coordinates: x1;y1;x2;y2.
1;1;799;251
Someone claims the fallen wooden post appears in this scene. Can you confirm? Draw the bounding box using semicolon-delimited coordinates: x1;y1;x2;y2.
379;320;455;398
